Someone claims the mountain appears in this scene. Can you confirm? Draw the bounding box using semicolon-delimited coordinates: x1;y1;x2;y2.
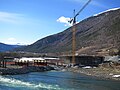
0;43;22;52
15;8;120;55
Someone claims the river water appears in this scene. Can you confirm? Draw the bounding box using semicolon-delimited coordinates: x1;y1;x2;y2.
0;71;120;90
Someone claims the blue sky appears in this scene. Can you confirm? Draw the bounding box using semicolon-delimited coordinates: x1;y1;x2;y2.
0;0;120;45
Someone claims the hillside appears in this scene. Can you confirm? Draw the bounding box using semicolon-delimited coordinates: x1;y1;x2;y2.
0;43;21;52
15;8;120;55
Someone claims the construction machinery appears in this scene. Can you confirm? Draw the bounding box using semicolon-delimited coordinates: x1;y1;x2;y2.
69;0;91;64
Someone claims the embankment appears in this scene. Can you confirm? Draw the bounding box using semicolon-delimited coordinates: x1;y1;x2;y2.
66;67;120;80
0;66;54;75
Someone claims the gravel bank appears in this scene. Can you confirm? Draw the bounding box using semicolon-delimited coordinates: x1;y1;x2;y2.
66;67;120;81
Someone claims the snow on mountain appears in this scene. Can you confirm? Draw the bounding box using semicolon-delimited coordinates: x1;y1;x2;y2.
93;8;120;16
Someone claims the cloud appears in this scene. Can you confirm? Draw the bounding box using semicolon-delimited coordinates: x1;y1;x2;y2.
6;37;17;44
57;16;72;26
3;38;28;45
8;38;16;41
67;0;107;8
0;11;41;26
0;11;24;24
91;1;108;8
67;0;85;3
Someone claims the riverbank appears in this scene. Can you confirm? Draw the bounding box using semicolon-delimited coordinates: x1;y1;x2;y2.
1;64;120;81
66;67;120;81
0;66;54;75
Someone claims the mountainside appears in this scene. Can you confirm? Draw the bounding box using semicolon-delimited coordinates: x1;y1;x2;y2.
0;43;21;52
15;8;120;55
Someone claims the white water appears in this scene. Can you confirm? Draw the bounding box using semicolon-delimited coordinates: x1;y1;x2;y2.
0;76;63;90
1;72;120;90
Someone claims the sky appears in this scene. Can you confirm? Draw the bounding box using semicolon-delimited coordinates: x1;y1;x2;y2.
0;0;120;45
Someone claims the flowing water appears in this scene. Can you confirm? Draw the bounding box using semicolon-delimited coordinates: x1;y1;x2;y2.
0;71;120;90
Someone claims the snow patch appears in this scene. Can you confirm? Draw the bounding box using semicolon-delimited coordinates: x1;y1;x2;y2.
82;66;92;69
112;75;120;78
93;8;120;16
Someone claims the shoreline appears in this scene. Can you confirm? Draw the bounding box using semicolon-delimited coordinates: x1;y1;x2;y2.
65;67;120;81
0;66;54;75
1;65;120;81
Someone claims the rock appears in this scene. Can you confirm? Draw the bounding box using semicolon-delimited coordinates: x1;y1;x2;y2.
0;66;54;75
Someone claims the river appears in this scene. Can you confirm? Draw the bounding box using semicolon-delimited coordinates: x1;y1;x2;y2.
0;71;120;90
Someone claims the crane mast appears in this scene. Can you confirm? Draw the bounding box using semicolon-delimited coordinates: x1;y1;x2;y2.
69;0;91;64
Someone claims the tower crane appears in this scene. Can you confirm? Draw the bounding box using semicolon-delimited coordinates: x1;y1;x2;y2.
69;0;91;64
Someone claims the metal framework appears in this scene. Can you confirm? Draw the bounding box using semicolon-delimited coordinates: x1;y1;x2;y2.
69;0;91;64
